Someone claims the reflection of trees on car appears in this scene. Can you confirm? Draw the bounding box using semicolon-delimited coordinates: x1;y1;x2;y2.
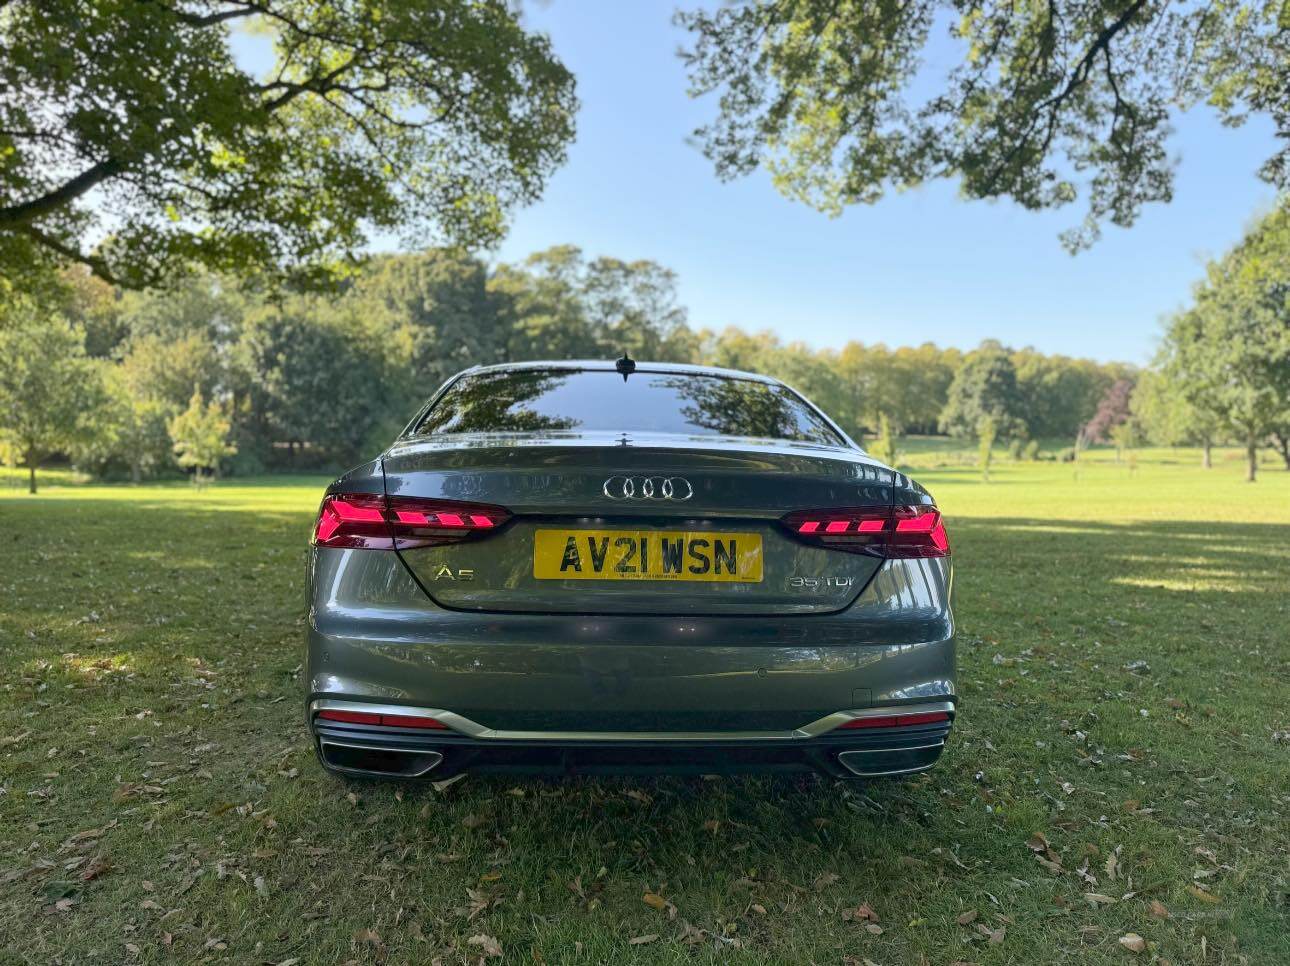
657;376;839;445
418;372;579;435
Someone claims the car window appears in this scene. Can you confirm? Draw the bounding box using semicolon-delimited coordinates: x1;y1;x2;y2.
415;369;844;445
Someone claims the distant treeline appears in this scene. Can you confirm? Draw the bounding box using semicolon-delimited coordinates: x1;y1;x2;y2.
1;244;1154;484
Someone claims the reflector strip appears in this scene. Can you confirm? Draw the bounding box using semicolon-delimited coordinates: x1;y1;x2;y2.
317;709;448;730
838;711;950;730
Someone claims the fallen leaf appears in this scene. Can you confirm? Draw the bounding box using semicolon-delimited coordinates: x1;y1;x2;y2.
642;892;668;910
80;855;111;882
1186;885;1220;904
628;934;659;946
1105;851;1119;882
1026;832;1050;853
812;871;840;891
1084;893;1117;906
1119;933;1146;954
467;934;503;958
1148;899;1170;919
956;909;978;926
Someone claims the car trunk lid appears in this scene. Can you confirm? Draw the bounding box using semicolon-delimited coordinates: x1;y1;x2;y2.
382;431;893;616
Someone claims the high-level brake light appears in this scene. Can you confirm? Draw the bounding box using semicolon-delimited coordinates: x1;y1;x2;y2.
781;505;950;557
312;493;510;550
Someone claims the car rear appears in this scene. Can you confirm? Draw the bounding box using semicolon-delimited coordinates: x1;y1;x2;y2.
305;361;955;779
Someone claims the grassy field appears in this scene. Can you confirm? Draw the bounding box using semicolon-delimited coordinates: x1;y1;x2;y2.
1;454;1288;964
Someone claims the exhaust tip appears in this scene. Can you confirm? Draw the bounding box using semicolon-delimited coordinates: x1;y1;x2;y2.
319;740;444;778
836;741;944;778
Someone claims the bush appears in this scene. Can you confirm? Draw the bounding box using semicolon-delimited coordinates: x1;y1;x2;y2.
1007;438;1024;460
1057;446;1078;463
1024;439;1041;461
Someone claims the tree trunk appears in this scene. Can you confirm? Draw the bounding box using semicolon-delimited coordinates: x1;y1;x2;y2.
1246;435;1258;483
1201;437;1212;470
1274;432;1290;470
28;463;36;495
131;461;141;484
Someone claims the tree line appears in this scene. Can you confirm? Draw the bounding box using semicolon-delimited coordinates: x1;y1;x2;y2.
3;201;1289;491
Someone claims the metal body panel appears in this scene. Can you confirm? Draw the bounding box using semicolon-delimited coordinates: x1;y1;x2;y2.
306;546;955;733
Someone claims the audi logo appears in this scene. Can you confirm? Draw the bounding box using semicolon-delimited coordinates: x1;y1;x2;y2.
602;475;694;501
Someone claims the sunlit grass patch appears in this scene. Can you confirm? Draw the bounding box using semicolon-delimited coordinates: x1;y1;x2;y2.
1;465;1288;963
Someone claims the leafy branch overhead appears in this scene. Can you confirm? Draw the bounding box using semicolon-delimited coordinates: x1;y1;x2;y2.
0;1;577;289
678;0;1290;249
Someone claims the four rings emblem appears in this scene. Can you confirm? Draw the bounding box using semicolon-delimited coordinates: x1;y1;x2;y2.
602;475;693;501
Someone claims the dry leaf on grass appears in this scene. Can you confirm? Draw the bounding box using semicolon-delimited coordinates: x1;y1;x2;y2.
1118;933;1146;953
467;934;503;958
1147;899;1170;919
812;871;840;891
642;892;668;910
956;909;978;926
628;934;659;945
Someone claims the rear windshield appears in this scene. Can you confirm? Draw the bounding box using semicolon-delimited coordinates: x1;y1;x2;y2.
415;369;844;445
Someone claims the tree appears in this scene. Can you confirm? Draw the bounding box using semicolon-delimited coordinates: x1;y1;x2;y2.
1131;369;1221;467
938;343;1027;440
1165;203;1290;482
678;1;1289;250
0;312;108;493
978;415;998;482
1081;378;1136;451
869;412;898;467
169;389;236;483
0;1;576;289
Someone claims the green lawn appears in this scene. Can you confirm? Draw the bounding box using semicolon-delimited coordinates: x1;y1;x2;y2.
2;457;1288;964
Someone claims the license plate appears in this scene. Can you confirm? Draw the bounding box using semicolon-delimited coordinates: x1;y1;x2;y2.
533;529;763;582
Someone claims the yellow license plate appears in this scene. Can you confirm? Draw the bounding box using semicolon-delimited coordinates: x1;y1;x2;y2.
533;529;763;582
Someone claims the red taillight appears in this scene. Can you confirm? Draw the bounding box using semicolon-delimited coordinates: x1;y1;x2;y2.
312;493;510;550
781;505;949;557
838;710;950;730
317;708;448;729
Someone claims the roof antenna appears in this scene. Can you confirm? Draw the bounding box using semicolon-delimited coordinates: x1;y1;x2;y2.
615;351;636;382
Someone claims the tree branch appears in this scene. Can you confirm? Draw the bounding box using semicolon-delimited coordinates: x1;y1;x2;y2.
16;224;126;286
0;157;123;228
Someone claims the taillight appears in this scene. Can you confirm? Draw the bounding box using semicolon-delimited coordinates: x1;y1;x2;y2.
312;493;510;550
781;505;950;557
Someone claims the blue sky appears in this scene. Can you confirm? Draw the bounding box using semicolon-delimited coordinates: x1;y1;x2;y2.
238;4;1282;366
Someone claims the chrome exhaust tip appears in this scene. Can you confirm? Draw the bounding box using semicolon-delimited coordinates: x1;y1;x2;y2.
836;740;945;778
319;740;444;778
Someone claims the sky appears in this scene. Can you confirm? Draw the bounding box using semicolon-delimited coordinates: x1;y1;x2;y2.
237;3;1282;366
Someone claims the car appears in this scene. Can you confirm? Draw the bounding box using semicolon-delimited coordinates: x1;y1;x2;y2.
305;358;955;780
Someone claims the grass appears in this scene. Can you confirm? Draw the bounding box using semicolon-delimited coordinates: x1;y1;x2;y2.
1;454;1288;964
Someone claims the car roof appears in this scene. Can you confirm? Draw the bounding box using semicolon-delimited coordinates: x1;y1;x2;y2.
459;359;782;385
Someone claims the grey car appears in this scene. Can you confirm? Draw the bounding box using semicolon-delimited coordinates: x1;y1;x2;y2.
306;359;955;780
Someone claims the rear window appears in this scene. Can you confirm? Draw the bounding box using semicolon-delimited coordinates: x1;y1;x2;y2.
415;369;844;445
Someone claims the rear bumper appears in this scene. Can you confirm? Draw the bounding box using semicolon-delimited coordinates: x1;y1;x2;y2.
309;700;954;779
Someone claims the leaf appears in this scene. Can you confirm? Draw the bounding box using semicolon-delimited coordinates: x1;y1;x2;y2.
467;934;503;958
1026;832;1050;853
1084;893;1117;906
812;871;840;891
642;892;668;910
956;909;978;926
1186;884;1220;904
1104;851;1119;882
842;903;879;923
1148;899;1170;919
1118;933;1146;953
628;934;659;945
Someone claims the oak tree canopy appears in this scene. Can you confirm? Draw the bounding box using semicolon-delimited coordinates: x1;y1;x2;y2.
678;0;1289;249
0;0;577;289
